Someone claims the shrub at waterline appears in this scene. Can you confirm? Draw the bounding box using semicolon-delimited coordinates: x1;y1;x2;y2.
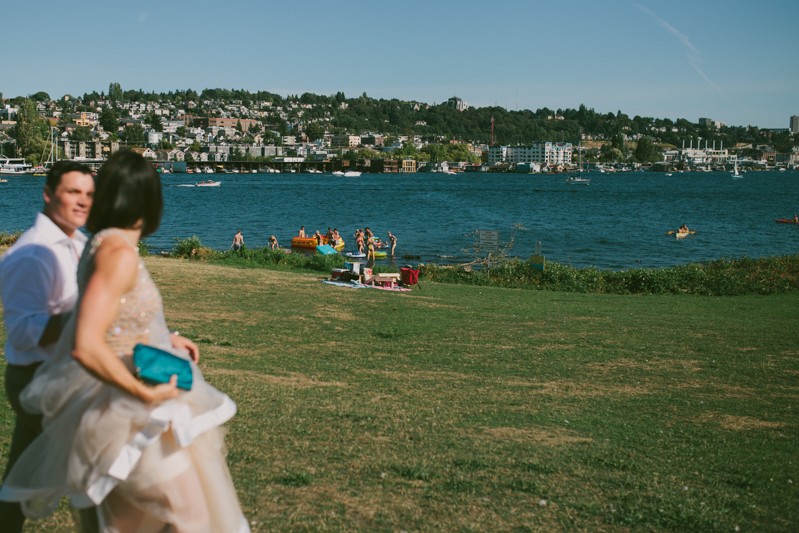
420;255;799;296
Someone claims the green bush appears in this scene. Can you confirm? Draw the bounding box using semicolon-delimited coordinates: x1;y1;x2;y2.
420;255;799;296
171;236;219;260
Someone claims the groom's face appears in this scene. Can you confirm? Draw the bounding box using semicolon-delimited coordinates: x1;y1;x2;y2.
44;171;95;237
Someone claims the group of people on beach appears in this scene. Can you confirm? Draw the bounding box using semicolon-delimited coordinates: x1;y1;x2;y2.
352;227;397;259
0;154;247;531
231;225;398;258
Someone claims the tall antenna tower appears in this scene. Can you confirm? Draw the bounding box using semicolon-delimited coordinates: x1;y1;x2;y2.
490;116;495;146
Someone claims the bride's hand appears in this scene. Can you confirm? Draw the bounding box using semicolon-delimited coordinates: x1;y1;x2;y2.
140;375;179;404
170;333;200;363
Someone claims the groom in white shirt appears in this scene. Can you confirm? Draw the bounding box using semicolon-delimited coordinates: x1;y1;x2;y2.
0;161;94;532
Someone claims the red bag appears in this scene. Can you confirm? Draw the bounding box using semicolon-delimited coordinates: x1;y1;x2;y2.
400;267;419;286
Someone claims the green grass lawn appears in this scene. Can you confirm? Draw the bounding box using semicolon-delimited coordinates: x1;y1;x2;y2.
2;257;798;531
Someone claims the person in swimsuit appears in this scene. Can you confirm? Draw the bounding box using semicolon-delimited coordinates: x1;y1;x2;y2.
231;229;244;251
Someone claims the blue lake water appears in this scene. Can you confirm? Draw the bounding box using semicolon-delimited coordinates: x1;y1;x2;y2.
2;170;798;270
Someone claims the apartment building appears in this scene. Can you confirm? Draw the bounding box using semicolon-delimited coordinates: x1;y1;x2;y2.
209;117;259;130
331;134;361;148
488;142;573;166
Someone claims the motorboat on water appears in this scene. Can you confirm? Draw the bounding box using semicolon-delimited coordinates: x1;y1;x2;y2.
565;175;591;185
0;157;33;174
195;180;221;187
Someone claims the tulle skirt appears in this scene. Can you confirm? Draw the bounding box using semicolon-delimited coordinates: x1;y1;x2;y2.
0;331;248;532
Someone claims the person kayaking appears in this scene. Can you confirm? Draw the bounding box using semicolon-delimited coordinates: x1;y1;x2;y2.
678;224;689;235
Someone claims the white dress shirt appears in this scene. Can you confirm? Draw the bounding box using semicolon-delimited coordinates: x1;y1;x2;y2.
0;213;87;365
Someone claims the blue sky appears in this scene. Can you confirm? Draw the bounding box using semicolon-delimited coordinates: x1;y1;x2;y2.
4;0;798;128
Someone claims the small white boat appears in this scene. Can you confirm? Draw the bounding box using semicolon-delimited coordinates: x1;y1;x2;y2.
332;171;345;176
565;175;591;185
195;180;221;187
343;170;361;177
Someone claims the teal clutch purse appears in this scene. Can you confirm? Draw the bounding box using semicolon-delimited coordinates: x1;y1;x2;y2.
133;343;193;391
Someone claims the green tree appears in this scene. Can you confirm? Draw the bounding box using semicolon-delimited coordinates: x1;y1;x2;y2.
99;107;119;132
71;126;92;141
600;145;623;163
633;136;660;163
108;82;123;102
772;131;793;153
421;143;448;162
30;91;50;102
360;148;383;160
9;98;48;162
446;143;480;163
145;112;163;132
395;141;418;158
123;124;145;145
304;122;325;142
262;131;279;145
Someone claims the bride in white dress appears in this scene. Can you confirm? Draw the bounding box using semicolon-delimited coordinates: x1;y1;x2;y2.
0;151;248;532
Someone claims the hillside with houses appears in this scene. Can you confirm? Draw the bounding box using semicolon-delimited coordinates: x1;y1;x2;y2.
1;86;798;173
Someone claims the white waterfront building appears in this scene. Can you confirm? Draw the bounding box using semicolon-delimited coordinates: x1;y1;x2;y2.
488;142;572;167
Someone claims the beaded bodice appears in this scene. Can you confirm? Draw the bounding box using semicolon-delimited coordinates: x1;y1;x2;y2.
81;229;163;355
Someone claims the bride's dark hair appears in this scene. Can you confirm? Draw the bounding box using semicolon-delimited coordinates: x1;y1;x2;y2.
87;150;163;237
